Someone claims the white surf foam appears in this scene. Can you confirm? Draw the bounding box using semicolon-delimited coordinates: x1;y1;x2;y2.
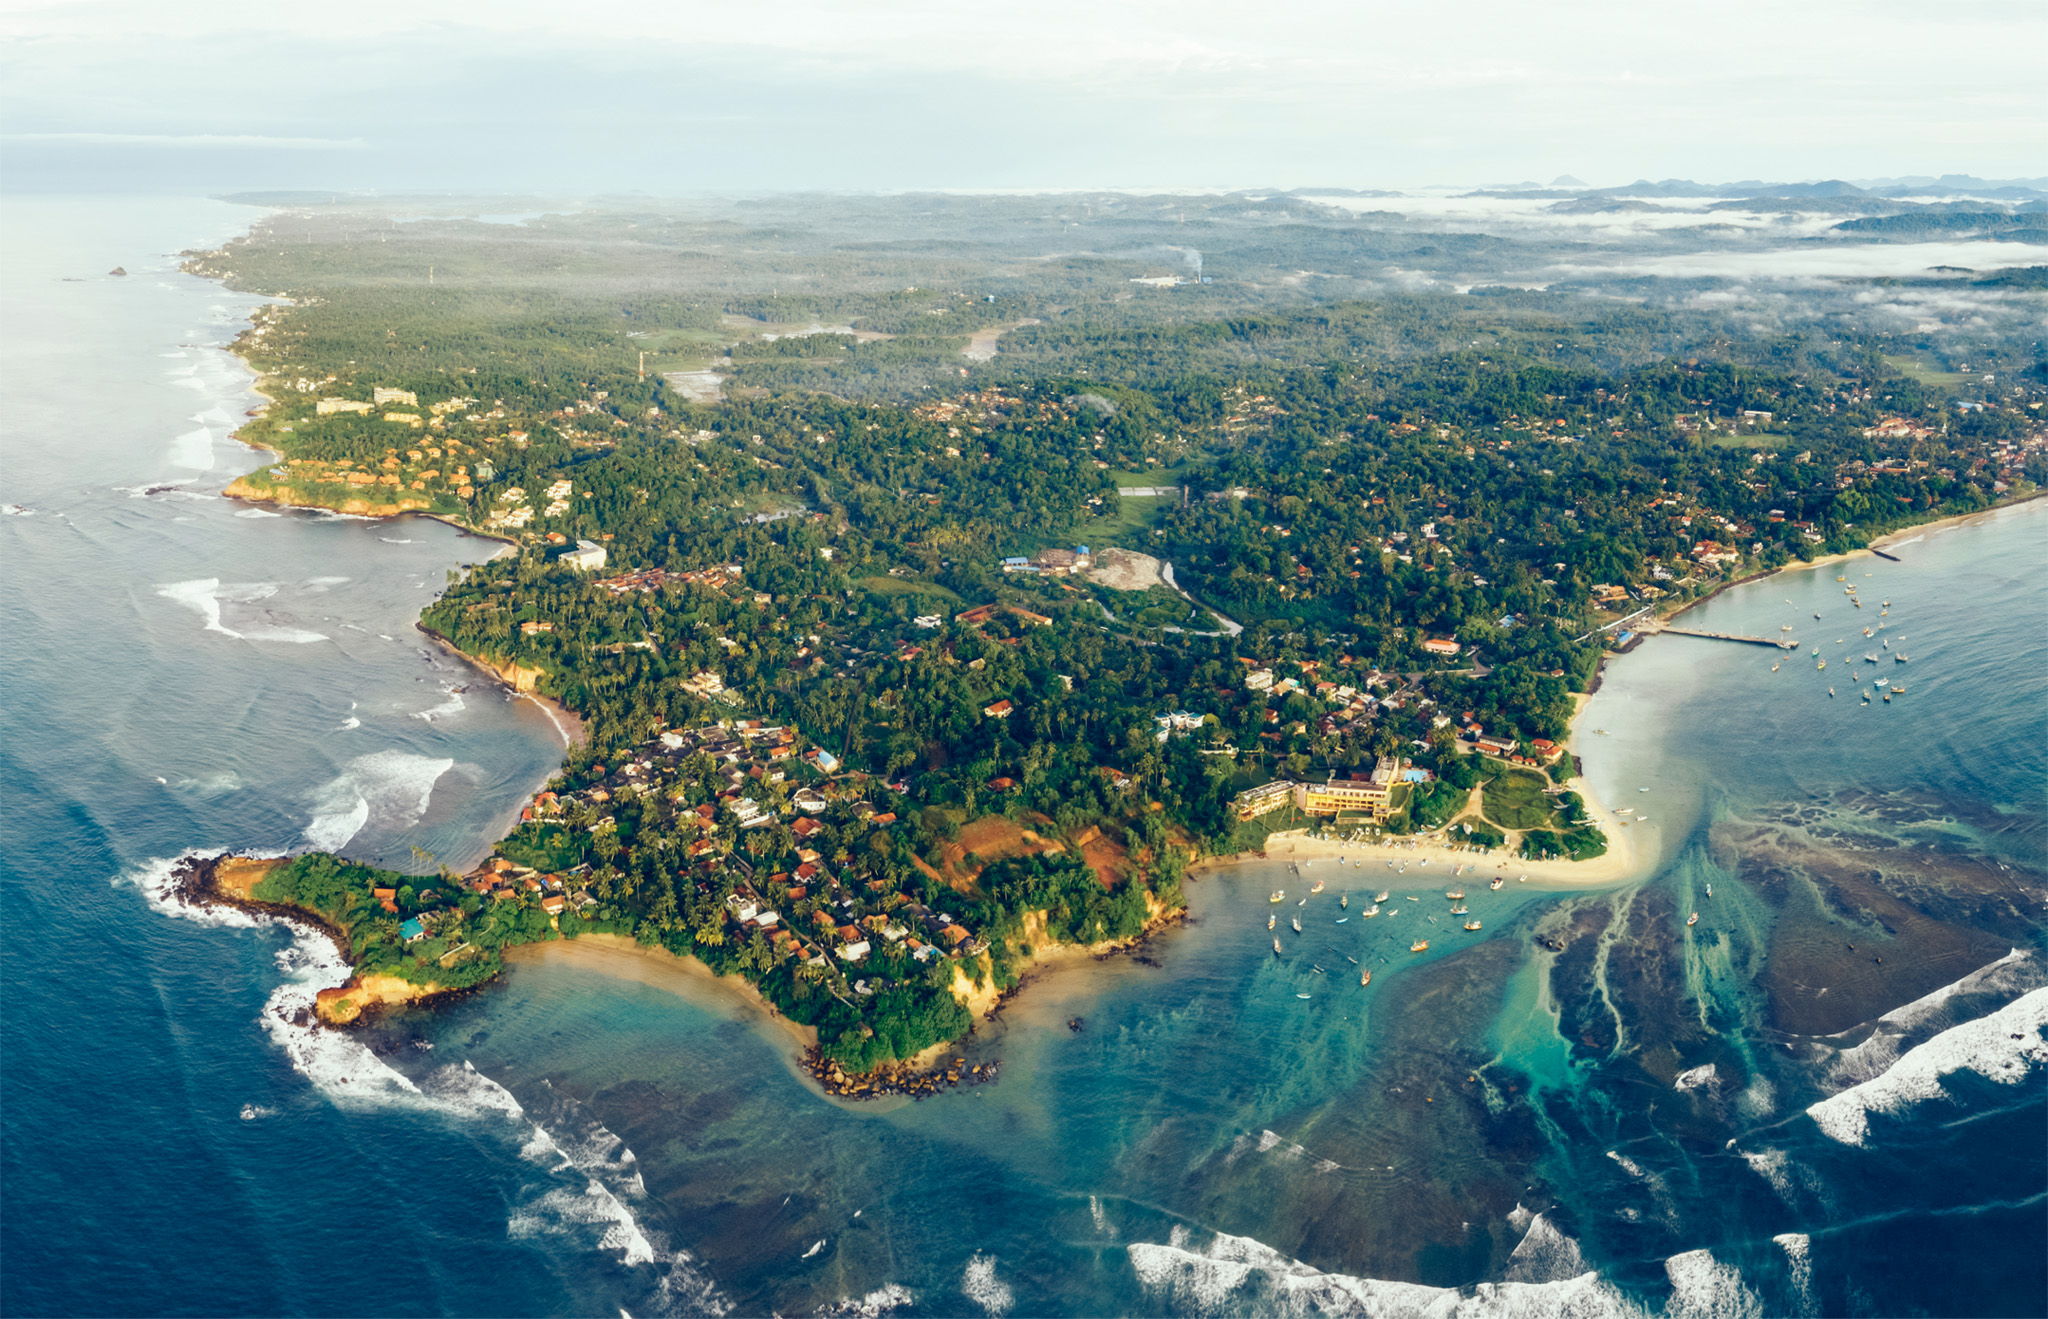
1820;949;2039;1092
1672;1064;1718;1092
169;427;215;469
413;688;467;722
235;507;283;519
1503;1214;1589;1285
156;577;241;638
337;717;361;730
303;749;453;851
1774;1234;1814;1315
1807;986;2048;1145
961;1253;1014;1317
1663;1249;1765;1319
1127;1227;1637;1317
813;1283;913;1317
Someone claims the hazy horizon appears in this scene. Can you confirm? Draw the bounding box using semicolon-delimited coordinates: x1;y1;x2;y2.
4;0;2044;196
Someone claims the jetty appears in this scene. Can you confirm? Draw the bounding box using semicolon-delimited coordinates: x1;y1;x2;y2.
1871;548;1902;562
1642;622;1799;650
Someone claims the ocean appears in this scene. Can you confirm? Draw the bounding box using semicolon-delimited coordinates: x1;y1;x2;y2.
3;196;2042;1318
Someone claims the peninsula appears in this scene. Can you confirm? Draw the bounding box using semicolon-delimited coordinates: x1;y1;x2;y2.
182;197;2045;1081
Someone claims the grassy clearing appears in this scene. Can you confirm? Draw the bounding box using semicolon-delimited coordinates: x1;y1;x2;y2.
1481;767;1557;831
1107;464;1191;486
1882;354;1973;388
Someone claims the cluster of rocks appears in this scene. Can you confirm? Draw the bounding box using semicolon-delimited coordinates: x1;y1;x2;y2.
803;1049;1001;1101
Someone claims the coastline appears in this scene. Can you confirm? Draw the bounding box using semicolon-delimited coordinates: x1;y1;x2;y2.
1663;494;2047;626
167;853;463;1026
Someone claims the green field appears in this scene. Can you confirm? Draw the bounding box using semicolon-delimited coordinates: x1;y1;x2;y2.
1481;766;1558;831
1882;354;1973;387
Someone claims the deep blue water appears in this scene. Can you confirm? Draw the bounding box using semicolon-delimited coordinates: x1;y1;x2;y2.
3;197;2042;1318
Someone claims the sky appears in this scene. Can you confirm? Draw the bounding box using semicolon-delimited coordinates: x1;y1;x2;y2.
3;0;2045;195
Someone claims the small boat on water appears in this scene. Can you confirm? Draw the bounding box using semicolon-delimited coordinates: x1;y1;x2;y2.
1828;687;1835;697
1771;662;1779;671
1895;654;1909;663
1296;993;1312;1000
1705;883;1713;898
1364;904;1381;916
1890;684;1905;694
1291;916;1302;933
1686;912;1699;927
1336;917;1349;924
1270;891;1286;903
1376;891;1390;902
1310;879;1325;894
1490;877;1505;890
1450;904;1469;915
1360;970;1372;986
1446;890;1465;900
1273;937;1283;955
1410;940;1430;953
1340;893;1348;909
1268;913;1276;930
1464;920;1482;931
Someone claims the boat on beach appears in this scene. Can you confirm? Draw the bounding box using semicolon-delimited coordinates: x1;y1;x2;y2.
1490;877;1504;890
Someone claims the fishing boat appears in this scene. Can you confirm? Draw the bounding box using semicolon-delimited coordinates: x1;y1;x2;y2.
1291;916;1302;933
1890;684;1904;694
1865;653;1880;664
1270;890;1285;903
1273;937;1283;954
1895;654;1909;663
1450;904;1469;915
1360;970;1371;986
1464;920;1482;931
1882;692;1890;703
1705;883;1712;898
1771;662;1779;671
1686;912;1699;927
1364;904;1380;916
1828;687;1835;697
1376;891;1390;903
1340;893;1348;909
1268;913;1276;930
1310;879;1325;894
1490;877;1505;890
1818;660;1826;671
1780;624;1793;631
1296;993;1311;1000
1446;890;1465;900
1410;940;1429;953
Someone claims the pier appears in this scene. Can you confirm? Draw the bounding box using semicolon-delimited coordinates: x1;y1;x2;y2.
1871;548;1902;562
1651;625;1799;650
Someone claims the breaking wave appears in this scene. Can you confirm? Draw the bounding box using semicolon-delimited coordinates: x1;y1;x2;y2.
1125;1216;1792;1319
303;749;452;851
960;1253;1014;1317
1806;986;2048;1145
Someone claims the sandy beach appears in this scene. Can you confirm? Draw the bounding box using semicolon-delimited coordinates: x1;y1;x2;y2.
508;932;819;1056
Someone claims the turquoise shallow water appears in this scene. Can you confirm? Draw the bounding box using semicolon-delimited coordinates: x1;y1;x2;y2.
4;196;2043;1318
